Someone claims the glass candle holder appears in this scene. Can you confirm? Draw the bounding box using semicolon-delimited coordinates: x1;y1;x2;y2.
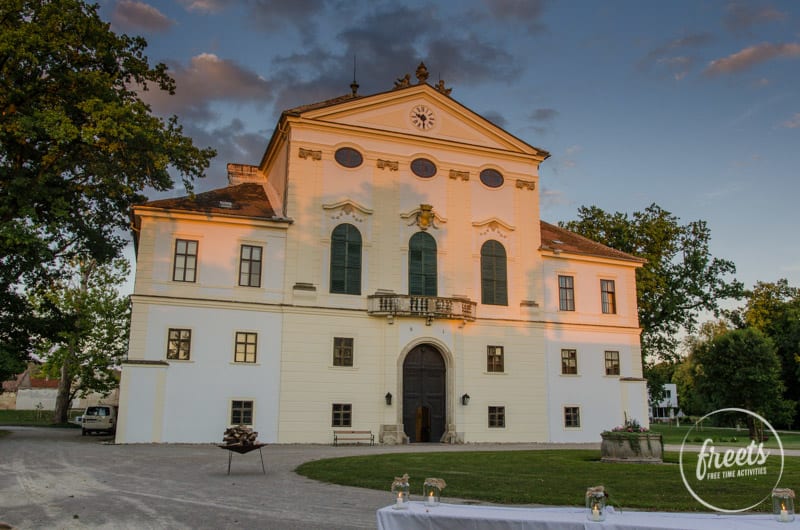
391;474;410;510
423;478;446;507
772;488;795;523
586;486;607;522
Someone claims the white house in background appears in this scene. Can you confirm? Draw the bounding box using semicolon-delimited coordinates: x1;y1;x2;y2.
650;383;682;422
116;64;648;444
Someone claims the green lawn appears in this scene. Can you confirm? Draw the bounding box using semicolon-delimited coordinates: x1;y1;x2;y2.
296;450;800;512
650;423;800;450
0;409;82;427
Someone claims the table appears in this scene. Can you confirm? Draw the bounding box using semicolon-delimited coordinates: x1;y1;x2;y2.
218;443;266;475
376;502;791;530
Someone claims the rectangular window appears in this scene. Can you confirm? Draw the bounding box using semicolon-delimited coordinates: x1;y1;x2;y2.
487;345;504;373
173;239;198;282
558;275;575;311
333;337;354;367
604;351;620;375
561;349;577;375
234;332;258;363
167;328;191;360
231;400;253;425
239;245;263;287
564;406;581;428
332;403;352;427
601;279;616;314
488;406;506;428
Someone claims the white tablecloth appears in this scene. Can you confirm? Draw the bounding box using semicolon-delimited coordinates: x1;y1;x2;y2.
376;502;793;530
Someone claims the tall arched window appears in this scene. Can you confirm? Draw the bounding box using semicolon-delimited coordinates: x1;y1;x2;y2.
408;232;437;296
330;224;362;295
481;240;507;305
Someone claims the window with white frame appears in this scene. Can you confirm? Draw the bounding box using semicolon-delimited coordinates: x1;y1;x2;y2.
332;403;352;427
488;406;505;428
231;400;253;425
173;239;198;282
604;350;620;375
234;332;257;363
564;406;581;428
239;244;263;287
333;337;354;367
561;349;578;375
487;345;504;373
558;275;575;311
601;279;616;314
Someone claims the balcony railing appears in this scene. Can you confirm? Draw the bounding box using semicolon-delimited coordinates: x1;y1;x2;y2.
367;293;477;322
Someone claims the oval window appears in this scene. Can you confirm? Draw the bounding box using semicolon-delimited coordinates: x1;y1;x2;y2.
480;168;504;188
334;147;363;168
410;158;437;178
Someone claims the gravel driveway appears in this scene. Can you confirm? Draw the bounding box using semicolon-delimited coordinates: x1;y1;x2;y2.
0;427;598;529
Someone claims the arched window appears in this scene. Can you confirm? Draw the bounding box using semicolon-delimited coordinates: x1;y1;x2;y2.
481;240;507;305
408;232;437;296
330;224;362;295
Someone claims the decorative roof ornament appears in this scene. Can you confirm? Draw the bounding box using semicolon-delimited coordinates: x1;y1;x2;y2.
415;62;429;84
434;79;452;96
394;73;411;89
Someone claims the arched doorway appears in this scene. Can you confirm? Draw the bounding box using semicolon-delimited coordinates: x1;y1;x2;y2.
402;344;446;443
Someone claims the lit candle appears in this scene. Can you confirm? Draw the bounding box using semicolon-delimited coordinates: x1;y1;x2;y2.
396;492;403;508
592;503;601;521
427;491;435;506
779;503;790;522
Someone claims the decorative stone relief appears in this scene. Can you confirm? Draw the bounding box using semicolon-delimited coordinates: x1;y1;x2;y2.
298;148;322;160
449;169;469;181
516;179;536;190
473;218;515;240
322;200;373;224
377;159;399;171
401;204;447;231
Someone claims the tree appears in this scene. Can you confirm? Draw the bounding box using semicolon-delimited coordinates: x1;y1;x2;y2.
729;279;800;427
672;320;730;417
0;0;215;383
561;204;743;363
692;327;795;437
34;258;130;423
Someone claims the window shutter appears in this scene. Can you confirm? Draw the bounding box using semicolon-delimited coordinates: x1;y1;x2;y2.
409;232;437;296
330;224;361;294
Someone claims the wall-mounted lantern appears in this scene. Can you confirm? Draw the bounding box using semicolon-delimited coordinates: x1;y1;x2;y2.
385;392;393;406
461;393;470;406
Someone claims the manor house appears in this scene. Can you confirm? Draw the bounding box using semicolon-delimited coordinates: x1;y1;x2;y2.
116;65;647;444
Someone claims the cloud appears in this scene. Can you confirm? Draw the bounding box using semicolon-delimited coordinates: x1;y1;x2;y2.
724;2;786;34
781;113;800;129
638;33;713;80
266;5;520;112
528;108;558;134
111;0;174;32
540;188;570;208
481;111;508;129
140;53;274;121
483;0;547;32
177;0;232;12
705;42;800;75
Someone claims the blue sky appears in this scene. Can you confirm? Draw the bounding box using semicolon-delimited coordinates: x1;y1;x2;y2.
101;0;800;294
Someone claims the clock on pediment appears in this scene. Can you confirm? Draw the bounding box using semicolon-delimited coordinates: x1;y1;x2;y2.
410;104;436;131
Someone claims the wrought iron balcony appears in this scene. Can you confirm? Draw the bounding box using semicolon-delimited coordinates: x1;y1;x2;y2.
367;293;477;322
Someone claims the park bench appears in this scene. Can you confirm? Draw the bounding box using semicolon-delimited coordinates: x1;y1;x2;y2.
333;430;374;446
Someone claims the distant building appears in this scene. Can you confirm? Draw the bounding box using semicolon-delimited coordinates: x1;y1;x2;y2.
650;383;681;422
117;65;648;444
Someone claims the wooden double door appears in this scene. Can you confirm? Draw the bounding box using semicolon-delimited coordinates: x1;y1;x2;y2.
402;344;446;443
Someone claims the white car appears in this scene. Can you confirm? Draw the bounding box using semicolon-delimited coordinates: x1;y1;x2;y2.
80;405;117;436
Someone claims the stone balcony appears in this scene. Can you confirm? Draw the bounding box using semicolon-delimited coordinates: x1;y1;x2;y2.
367;293;477;322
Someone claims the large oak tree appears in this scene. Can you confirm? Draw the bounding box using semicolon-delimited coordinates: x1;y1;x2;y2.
0;0;215;383
561;204;743;365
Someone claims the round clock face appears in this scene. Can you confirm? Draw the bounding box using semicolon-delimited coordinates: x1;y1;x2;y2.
410;105;436;130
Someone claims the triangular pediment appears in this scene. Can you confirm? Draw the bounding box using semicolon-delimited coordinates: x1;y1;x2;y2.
296;84;546;157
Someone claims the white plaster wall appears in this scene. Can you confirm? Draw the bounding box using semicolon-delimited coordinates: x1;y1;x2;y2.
15;389;61;410
140;303;282;443
116;365;164;443
545;326;643;442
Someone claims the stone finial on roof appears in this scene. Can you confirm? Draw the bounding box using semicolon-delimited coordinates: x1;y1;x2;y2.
434;79;452;96
415;62;429;84
394;73;411;89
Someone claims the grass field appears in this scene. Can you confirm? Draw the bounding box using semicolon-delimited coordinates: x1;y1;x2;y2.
0;409;82;427
650;423;800;450
296;449;800;512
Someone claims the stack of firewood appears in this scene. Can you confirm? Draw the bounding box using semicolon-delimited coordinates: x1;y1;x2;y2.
223;425;259;447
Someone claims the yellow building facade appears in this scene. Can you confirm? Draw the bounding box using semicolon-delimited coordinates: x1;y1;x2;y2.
117;71;647;444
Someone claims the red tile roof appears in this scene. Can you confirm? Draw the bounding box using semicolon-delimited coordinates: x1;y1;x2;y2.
540;221;645;264
138;183;282;220
30;378;60;389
